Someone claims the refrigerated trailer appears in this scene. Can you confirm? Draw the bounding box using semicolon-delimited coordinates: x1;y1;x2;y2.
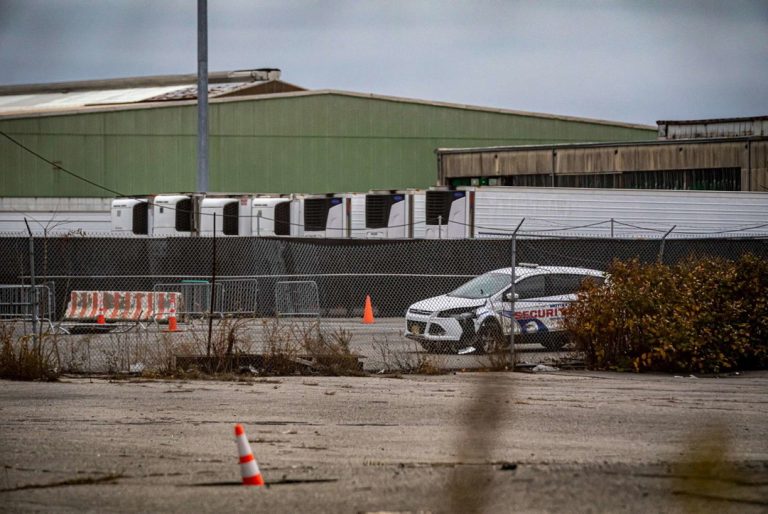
112;194;200;236
110;193;300;237
111;197;152;235
251;195;303;237
152;194;197;236
0;197;112;234
199;196;252;236
303;193;366;238
198;194;304;237
364;190;426;238
424;187;768;238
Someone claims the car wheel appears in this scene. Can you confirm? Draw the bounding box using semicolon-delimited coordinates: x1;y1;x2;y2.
475;322;504;354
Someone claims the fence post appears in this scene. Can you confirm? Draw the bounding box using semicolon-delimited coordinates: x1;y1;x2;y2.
256;211;261;237
438;215;442;240
23;219;39;347
509;218;525;368
610;218;614;239
658;225;676;264
207;212;217;358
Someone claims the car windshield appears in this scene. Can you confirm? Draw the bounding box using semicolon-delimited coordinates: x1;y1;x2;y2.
448;272;512;299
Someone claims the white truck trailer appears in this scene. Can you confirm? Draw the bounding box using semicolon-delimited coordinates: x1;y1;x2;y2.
424;187;768;239
302;193;366;238
111;197;153;235
250;195;304;237
364;190;426;239
111;193;301;237
0;197;112;234
151;194;197;236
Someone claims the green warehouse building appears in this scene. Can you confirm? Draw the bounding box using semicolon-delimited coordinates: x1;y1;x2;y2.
0;68;655;198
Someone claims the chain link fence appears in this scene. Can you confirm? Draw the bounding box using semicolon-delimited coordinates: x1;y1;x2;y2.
1;229;766;375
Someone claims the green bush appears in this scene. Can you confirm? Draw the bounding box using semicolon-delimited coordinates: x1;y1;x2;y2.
564;255;768;373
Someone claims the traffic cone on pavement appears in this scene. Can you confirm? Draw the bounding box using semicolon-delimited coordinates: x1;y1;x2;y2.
167;298;178;332
362;295;375;324
96;300;106;325
234;424;265;486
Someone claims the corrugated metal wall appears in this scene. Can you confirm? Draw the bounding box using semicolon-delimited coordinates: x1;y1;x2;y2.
658;118;768;140
0;93;655;197
439;139;768;191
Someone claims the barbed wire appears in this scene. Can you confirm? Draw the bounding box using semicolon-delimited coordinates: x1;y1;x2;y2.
1;130;124;197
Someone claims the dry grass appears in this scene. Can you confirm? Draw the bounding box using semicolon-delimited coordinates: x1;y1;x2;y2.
0;322;60;381
263;318;365;376
371;336;446;375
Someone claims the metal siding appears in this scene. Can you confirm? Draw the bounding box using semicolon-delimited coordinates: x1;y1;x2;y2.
472;187;768;236
660;119;768;140
441;140;768;191
751;140;768;192
0;94;655;197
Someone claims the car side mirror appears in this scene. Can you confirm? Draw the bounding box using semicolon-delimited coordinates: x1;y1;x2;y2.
505;292;519;301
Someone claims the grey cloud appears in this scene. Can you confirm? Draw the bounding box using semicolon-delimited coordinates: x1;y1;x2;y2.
0;0;766;124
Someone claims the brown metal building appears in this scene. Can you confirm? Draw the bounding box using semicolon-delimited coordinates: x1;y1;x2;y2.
437;116;768;192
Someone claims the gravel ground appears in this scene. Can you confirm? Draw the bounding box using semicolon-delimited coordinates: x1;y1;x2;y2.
1;370;767;513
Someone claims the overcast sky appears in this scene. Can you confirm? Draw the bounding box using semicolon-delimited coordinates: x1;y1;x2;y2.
0;0;766;125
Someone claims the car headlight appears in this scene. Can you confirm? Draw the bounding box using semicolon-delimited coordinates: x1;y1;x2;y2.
437;307;477;319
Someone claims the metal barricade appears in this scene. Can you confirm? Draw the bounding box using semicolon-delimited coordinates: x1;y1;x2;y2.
274;280;320;318
216;278;258;317
0;283;55;329
153;281;211;318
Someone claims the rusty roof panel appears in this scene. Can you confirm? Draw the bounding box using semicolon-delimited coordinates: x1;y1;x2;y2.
140;82;253;102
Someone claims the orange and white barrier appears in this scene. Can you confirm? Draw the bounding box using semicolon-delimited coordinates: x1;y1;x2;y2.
63;291;183;322
234;424;265;486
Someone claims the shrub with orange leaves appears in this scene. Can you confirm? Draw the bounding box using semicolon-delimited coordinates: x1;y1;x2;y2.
564;255;768;373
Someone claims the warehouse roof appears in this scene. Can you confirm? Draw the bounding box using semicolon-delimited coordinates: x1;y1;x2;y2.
657;115;768;125
435;134;768;155
0;78;654;131
0;68;304;116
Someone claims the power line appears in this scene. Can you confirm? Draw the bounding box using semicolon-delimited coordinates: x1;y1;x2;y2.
1;130;124;197
3;129;766;237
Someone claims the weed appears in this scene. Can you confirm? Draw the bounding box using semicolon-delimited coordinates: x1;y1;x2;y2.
372;335;446;374
0;322;59;381
476;345;514;371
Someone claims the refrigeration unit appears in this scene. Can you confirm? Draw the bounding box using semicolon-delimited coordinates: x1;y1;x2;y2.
199;196;253;236
364;190;426;238
250;195;304;237
302;193;366;238
110;197;153;235
152;194;197;236
424;189;470;239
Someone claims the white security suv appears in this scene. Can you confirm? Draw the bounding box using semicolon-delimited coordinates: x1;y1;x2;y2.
404;265;605;353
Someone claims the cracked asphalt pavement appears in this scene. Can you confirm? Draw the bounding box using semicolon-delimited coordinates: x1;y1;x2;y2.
1;370;767;513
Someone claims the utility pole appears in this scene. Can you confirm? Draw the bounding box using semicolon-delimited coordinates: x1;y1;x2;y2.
197;0;209;193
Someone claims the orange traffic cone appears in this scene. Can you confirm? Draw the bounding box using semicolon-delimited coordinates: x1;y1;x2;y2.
362;295;375;324
96;301;106;325
167;298;178;332
234;424;265;486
